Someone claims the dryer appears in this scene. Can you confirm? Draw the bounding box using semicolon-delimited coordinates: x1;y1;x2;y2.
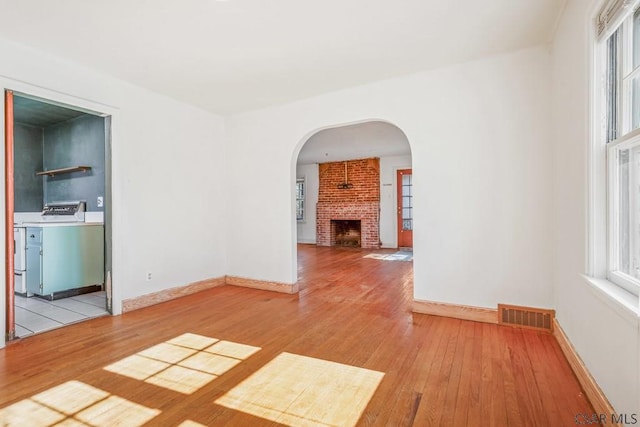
14;226;29;295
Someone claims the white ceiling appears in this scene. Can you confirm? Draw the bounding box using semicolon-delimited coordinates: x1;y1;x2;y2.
0;0;565;114
297;121;410;165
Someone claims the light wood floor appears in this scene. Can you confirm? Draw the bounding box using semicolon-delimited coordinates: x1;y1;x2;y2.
0;244;593;426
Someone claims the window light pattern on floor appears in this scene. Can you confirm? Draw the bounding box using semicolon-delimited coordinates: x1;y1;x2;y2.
363;251;413;262
104;333;261;394
176;421;208;427
0;380;160;426
215;352;385;427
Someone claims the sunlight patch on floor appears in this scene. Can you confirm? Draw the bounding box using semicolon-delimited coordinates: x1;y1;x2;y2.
0;380;160;426
215;352;384;427
363;251;412;262
73;395;160;426
104;333;261;394
176;421;208;427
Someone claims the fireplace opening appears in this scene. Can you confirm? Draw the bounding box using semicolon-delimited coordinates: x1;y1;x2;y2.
331;220;361;247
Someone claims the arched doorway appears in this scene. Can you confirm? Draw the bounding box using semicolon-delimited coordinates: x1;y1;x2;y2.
293;120;413;295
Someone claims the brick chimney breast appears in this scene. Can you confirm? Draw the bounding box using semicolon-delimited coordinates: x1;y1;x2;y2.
316;158;380;249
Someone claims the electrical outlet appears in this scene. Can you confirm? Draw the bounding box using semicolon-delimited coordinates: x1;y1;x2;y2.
97;196;104;207
146;272;152;281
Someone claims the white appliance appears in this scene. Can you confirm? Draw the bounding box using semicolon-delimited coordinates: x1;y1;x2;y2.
13;201;87;296
40;201;86;222
14;227;28;295
14;201;87;225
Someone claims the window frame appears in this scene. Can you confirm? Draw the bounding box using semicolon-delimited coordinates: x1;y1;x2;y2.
607;136;640;295
296;177;305;222
595;5;640;297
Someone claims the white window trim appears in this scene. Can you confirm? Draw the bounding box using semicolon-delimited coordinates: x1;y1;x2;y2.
589;1;640;313
607;135;638;290
596;0;640;41
296;177;305;222
582;275;640;323
589;21;610;280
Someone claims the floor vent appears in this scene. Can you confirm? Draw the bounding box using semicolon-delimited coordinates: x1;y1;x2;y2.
498;304;555;332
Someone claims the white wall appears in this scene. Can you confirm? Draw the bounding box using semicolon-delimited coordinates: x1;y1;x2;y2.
297;155;412;248
0;37;228;348
551;0;640;414
226;45;554;311
296;163;318;244
379;155;412;248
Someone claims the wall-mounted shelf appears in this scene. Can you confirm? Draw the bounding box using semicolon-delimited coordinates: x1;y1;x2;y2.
35;166;91;177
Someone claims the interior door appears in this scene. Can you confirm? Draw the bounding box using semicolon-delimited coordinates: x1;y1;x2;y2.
397;169;413;248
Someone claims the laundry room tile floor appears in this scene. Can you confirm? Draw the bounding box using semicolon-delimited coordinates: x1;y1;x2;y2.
14;291;109;338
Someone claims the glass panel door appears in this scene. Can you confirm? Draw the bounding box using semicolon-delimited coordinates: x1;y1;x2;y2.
397;169;413;248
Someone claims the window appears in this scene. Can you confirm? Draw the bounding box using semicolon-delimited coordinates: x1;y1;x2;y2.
296;178;305;221
596;0;640;296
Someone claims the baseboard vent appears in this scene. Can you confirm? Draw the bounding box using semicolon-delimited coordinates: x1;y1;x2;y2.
498;304;555;332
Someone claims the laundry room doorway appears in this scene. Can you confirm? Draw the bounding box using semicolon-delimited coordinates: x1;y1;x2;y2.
4;90;113;340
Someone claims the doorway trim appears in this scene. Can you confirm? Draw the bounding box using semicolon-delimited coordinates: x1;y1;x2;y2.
4;90;14;341
1;79;120;347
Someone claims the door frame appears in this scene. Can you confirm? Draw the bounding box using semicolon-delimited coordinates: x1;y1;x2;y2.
2;82;119;344
396;168;413;248
4;90;15;341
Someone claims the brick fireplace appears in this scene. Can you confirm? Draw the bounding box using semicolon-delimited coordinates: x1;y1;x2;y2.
316;158;380;249
331;219;361;247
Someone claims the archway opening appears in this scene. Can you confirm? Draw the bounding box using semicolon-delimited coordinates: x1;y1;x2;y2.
293;120;413;299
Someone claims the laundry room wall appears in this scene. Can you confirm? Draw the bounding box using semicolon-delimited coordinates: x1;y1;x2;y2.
43;114;106;211
14;123;43;212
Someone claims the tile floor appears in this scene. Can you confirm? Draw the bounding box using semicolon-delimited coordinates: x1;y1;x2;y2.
14;291;109;338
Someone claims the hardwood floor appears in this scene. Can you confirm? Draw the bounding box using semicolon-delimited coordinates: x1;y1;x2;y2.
0;244;594;426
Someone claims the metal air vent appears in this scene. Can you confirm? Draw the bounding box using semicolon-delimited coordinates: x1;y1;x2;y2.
498;304;555;332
